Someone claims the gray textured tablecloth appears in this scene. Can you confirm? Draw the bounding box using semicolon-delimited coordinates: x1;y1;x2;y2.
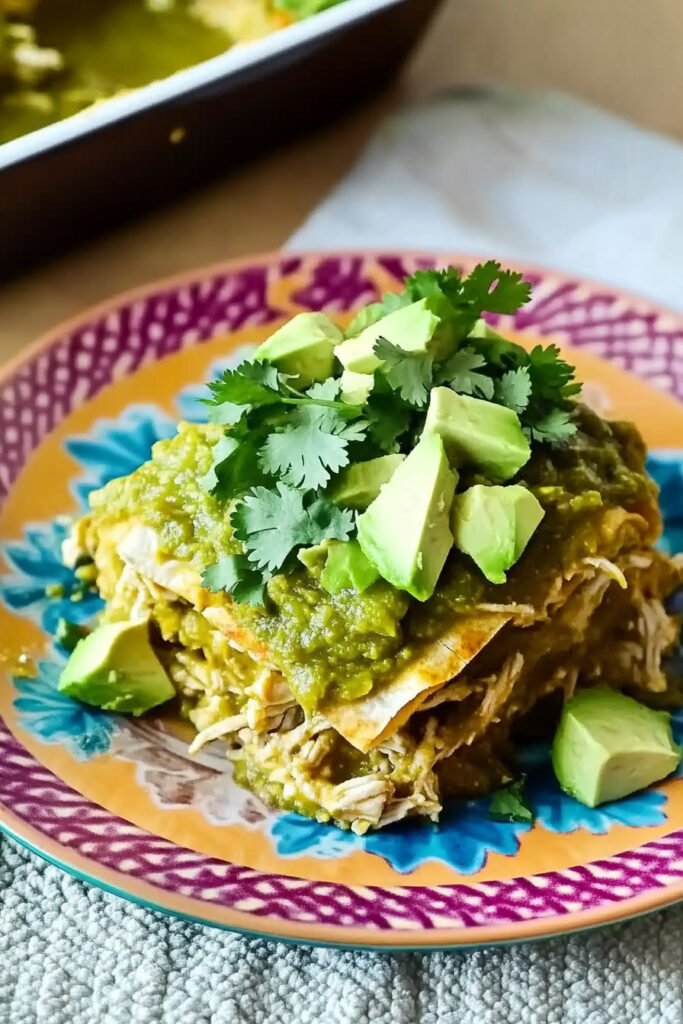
1;835;682;1024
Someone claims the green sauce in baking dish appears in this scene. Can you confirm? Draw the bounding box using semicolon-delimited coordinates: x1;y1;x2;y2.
0;0;284;144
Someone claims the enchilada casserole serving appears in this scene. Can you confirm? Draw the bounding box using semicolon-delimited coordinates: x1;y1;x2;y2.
57;262;683;832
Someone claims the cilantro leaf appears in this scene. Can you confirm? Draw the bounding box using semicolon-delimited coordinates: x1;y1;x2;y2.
259;424;350;491
199;435;239;493
201;431;270;500
494;366;532;414
469;333;528;370
231;484;353;574
402;263;532;347
488;778;534;824
232;485;313;571
406;267;462;307
436;346;495;400
207;402;245;427
465;335;581;437
306;495;354;545
527;344;581;403
365;378;415;453
459;261;532;315
374;336;433;407
259;388;367;491
204;360;283;411
201;554;271;607
305;378;341;402
404;267;470;337
298;379;365;430
528;408;577;444
292;404;367;443
346;262;533;374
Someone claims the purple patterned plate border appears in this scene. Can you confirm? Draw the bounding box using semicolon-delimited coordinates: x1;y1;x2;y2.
2;250;683;949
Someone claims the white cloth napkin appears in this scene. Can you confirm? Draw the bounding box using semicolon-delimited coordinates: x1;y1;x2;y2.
289;84;683;312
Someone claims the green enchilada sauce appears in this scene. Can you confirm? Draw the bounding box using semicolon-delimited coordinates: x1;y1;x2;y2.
1;0;233;144
90;408;658;712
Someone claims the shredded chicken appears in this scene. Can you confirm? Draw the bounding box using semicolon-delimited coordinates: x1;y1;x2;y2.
72;466;683;832
188;714;249;755
91;544;683;829
584;556;628;589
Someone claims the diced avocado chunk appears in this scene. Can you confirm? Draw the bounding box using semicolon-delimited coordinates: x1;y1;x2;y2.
452;484;544;584
340;368;374;406
345;300;398;338
253;312;343;386
552;689;681;807
357;433;456;601
330;454;405;511
334;298;440;374
297;540;330;571
58;619;175;716
424;386;530;481
320;540;380;596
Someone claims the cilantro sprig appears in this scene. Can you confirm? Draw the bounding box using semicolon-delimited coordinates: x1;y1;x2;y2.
364;376;417;453
469;341;581;441
202;367;366;499
373;337;433;407
205;360;358;421
436;346;495;400
232;485;353;573
201;366;366;604
202;555;271;608
347;261;531;345
372;335;580;445
260;409;366;490
349;262;578;443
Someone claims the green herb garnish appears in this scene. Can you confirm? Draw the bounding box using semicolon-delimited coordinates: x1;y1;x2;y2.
350;261;531;347
488;777;534;824
200;262;581;604
373;337;433;407
231;485;353;574
201;555;272;608
364;378;416;454
259;382;367;491
55;618;85;652
493;366;532;413
435;346;495;400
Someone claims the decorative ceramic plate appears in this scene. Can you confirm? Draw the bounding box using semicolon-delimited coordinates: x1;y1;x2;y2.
2;251;683;950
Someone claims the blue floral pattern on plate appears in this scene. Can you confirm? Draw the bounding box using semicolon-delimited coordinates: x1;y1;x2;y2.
13;660;117;761
647;451;683;555
272;798;531;874
0;519;103;634
272;735;674;870
2;377;682;874
66;405;176;509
